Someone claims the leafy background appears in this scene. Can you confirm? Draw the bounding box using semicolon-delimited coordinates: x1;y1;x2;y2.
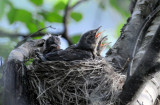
0;0;130;104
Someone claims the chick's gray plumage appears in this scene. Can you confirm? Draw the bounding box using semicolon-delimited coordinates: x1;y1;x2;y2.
43;35;61;54
44;27;101;61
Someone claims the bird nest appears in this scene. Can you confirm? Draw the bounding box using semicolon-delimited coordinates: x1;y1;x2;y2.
26;58;125;105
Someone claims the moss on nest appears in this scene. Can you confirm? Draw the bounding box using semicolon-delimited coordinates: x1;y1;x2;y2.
26;58;125;105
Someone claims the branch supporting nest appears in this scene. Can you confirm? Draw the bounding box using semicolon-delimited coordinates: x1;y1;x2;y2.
27;58;125;105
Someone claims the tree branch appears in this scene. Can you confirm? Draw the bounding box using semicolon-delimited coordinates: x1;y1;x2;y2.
119;25;160;105
129;5;160;77
0;0;86;46
62;0;73;45
105;0;158;73
62;0;87;45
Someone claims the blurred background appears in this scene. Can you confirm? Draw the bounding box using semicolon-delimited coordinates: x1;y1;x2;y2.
0;0;130;104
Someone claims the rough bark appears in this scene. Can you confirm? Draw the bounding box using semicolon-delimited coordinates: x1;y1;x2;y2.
106;0;158;73
130;72;160;105
130;5;160;77
118;24;160;104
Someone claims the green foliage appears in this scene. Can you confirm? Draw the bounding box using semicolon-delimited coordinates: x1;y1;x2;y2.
109;0;130;18
42;12;63;23
71;35;81;44
7;8;32;24
30;0;43;6
26;23;38;33
71;12;83;22
54;1;66;11
0;0;6;19
25;58;34;66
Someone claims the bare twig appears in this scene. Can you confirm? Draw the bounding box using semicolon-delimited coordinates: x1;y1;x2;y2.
62;0;73;45
0;30;62;38
15;26;53;48
0;0;86;46
62;0;87;45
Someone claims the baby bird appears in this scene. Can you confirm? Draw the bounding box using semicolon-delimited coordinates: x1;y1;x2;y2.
43;35;61;54
35;35;61;61
44;27;102;61
96;36;109;56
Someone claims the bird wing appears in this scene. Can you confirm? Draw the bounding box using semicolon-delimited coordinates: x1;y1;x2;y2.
45;49;93;61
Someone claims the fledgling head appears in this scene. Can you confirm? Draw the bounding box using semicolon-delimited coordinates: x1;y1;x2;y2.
43;35;61;54
77;26;102;51
97;36;109;56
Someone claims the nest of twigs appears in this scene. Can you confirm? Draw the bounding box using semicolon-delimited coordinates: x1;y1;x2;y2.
27;58;125;105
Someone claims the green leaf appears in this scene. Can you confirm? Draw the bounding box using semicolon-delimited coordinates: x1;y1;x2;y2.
44;12;63;23
54;1;66;11
71;35;81;44
30;0;43;6
39;21;45;29
0;0;6;19
71;12;83;22
7;8;16;24
26;23;38;33
7;8;32;24
25;58;34;66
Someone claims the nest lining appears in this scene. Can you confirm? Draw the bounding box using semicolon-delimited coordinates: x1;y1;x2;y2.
27;58;125;105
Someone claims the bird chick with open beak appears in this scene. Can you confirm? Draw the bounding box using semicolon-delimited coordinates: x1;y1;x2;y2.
97;36;109;56
75;26;103;58
44;27;104;61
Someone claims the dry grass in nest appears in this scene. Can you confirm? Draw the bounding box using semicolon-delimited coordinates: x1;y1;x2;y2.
26;58;126;105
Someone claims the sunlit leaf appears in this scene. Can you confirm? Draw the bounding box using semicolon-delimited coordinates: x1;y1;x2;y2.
0;0;6;19
7;8;16;24
71;12;83;22
71;35;81;44
54;1;66;11
26;23;38;33
39;21;45;30
30;0;43;6
44;12;63;23
7;8;32;24
57;0;68;4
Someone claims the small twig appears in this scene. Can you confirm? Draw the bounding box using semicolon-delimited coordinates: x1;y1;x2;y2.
62;0;87;45
15;26;54;48
0;30;63;38
62;0;73;45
